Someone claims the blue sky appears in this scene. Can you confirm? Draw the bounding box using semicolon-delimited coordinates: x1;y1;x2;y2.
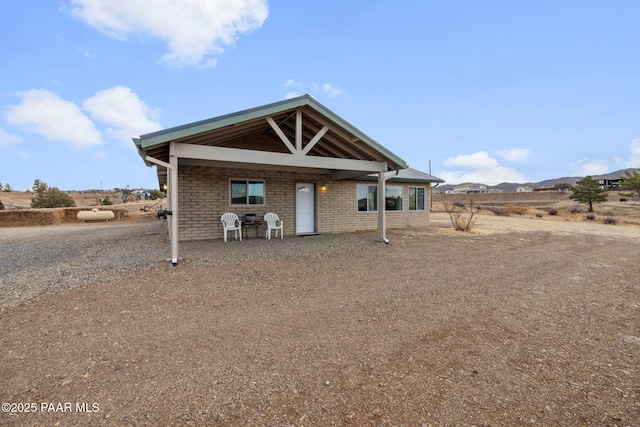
1;0;639;191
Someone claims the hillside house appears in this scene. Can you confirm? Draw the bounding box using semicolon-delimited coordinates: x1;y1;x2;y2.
453;184;487;194
516;186;533;192
133;95;443;265
598;178;621;190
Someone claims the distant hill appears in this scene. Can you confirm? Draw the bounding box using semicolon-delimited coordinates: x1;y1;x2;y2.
435;168;638;193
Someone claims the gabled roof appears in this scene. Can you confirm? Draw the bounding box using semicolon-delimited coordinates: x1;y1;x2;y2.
134;95;409;187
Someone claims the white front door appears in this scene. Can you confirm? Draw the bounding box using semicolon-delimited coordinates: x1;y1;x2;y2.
296;183;315;234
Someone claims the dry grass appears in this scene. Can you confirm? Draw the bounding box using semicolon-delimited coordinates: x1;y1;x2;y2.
433;191;640;227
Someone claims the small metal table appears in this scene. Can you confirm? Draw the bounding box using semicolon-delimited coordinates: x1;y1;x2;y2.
242;221;264;239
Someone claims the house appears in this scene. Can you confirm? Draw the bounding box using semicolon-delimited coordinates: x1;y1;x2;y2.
452;183;487;194
133;95;443;265
597;178;621;190
515;186;533;192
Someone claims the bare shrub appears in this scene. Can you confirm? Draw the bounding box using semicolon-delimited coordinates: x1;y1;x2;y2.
585;214;596;221
547;208;558;216
490;208;510;217
569;206;582;214
445;199;479;232
453;201;465;208
602;217;617;225
535;213;543;218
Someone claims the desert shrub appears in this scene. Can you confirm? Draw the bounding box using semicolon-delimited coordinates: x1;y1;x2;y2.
569;206;582;214
547;208;558;216
453;201;465;208
506;204;526;215
585;214;596;221
101;195;113;205
602;217;617;225
0;199;4;210
535;213;543;218
148;189;165;200
445;199;479;232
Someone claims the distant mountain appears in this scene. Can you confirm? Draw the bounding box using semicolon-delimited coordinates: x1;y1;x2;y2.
435;168;637;193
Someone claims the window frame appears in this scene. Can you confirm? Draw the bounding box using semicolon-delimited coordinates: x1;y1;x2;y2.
357;184;405;212
385;185;403;211
357;184;378;212
409;186;426;211
229;178;265;206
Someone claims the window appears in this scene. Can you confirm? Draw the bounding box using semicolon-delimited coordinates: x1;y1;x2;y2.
385;186;403;211
409;187;425;210
357;185;377;212
357;185;403;211
230;179;265;205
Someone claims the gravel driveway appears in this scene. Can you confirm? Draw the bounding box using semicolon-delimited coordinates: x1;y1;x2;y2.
1;215;639;426
0;221;168;309
0;220;379;309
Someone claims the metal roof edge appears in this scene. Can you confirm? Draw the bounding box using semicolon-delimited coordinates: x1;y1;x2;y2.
137;95;313;148
301;96;408;170
352;167;445;183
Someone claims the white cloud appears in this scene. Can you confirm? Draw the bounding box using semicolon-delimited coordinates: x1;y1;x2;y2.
322;83;341;99
0;128;22;147
496;148;531;163
570;157;609;176
5;89;102;149
283;79;342;100
69;0;269;68
441;151;528;185
623;138;640;167
284;79;303;90
83;86;162;143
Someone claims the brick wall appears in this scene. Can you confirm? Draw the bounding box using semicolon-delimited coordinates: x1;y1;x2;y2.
177;165;432;241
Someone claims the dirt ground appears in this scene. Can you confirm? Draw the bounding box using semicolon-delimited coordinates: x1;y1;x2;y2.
1;209;639;426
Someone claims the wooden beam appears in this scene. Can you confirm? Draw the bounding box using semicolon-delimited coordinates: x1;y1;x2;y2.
173;143;385;172
296;109;302;152
301;125;329;156
266;116;296;154
179;158;332;175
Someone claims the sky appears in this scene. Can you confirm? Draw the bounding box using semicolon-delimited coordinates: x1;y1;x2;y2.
1;0;639;191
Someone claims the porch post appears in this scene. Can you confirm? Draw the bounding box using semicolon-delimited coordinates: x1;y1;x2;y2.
144;153;179;266
169;142;179;266
378;163;387;242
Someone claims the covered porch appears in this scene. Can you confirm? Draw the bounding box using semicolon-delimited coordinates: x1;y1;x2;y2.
134;95;408;265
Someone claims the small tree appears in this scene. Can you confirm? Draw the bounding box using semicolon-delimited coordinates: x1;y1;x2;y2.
569;176;607;212
3;183;12;192
30;179;76;208
148;189;165;200
619;168;640;198
553;182;572;192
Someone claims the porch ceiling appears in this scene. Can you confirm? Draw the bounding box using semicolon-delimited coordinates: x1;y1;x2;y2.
134;95;408;189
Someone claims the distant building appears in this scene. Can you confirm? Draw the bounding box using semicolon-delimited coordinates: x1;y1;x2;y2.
598;178;621;190
515;186;533;192
452;184;487;194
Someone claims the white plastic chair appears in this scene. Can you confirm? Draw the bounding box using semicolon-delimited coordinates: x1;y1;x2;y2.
221;212;242;242
264;213;283;239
